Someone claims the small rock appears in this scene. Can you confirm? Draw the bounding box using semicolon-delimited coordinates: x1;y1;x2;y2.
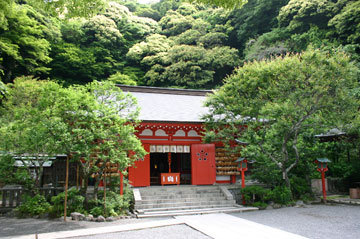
265;205;274;210
71;212;85;221
106;216;115;222
96;216;106;222
130;213;137;218
84;215;93;221
273;203;282;209
120;216;126;219
295;200;306;208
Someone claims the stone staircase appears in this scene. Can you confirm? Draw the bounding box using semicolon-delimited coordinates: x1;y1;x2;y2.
133;185;258;218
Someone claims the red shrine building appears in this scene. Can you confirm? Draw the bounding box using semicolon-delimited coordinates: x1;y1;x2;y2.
120;86;241;187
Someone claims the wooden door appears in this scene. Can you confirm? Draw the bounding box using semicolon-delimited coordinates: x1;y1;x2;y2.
191;144;216;185
128;144;150;187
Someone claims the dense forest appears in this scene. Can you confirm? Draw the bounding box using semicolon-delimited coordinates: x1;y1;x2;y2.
1;0;359;89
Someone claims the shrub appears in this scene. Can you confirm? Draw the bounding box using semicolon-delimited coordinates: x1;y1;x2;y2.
18;194;51;217
50;189;85;218
240;186;269;205
252;201;268;210
94;190;130;217
290;176;312;200
266;186;292;205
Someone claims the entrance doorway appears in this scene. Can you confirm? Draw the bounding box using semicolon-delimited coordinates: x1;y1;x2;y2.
150;153;191;185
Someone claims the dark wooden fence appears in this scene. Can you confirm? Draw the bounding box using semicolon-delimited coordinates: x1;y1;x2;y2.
0;187;64;209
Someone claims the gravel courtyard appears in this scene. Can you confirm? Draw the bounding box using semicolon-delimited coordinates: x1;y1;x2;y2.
0;204;359;239
231;204;360;239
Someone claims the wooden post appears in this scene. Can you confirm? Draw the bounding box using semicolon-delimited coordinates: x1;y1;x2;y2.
168;152;171;173
103;173;106;217
64;155;70;222
76;164;79;190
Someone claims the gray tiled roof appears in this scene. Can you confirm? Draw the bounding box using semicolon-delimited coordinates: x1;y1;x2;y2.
130;91;210;122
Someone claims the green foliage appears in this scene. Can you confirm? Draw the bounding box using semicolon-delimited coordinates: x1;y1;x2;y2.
204;48;359;193
18;194;51;217
27;0;106;19
88;185;133;217
0;78;65;190
108;72;137;85
50;189;85;217
266;186;292;205
240;186;269;205
0;78;146;197
0;154;34;190
229;0;289;53
0;3;53;82
188;0;247;9
290;176;311;200
252;201;268;210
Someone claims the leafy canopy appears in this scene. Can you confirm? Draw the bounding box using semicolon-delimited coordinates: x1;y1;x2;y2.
204;47;359;189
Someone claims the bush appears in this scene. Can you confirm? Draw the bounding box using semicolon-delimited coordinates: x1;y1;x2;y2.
290;176;312;200
50;189;85;218
93;190;130;217
266;186;293;205
240;186;269;205
252;201;268;210
18;194;51;217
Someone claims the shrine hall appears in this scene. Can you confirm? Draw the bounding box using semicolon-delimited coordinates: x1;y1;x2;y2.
120;85;242;187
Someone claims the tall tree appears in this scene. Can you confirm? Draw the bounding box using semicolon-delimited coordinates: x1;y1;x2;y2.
0;77;64;191
0;78;146;199
203;48;359;192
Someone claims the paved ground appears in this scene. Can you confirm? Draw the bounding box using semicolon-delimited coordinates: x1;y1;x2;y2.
1;204;359;239
231;204;360;239
73;225;210;239
0;217;169;239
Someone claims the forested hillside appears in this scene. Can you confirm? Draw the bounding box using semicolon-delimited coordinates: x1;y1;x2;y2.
1;0;359;89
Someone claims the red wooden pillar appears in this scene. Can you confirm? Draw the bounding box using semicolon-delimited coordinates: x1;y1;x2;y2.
168;152;172;173
230;175;236;184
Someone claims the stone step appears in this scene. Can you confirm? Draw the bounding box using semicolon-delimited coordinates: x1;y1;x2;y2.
138;204;239;213
141;192;224;200
140;196;227;205
136;206;259;218
138;185;221;193
139;189;222;196
141;196;226;205
136;200;236;210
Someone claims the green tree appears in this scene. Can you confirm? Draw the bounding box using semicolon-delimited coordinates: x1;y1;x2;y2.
228;0;289;52
203;48;359;192
0;77;64;191
46;80;146;199
0;78;146;199
0;4;54;83
189;0;247;9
